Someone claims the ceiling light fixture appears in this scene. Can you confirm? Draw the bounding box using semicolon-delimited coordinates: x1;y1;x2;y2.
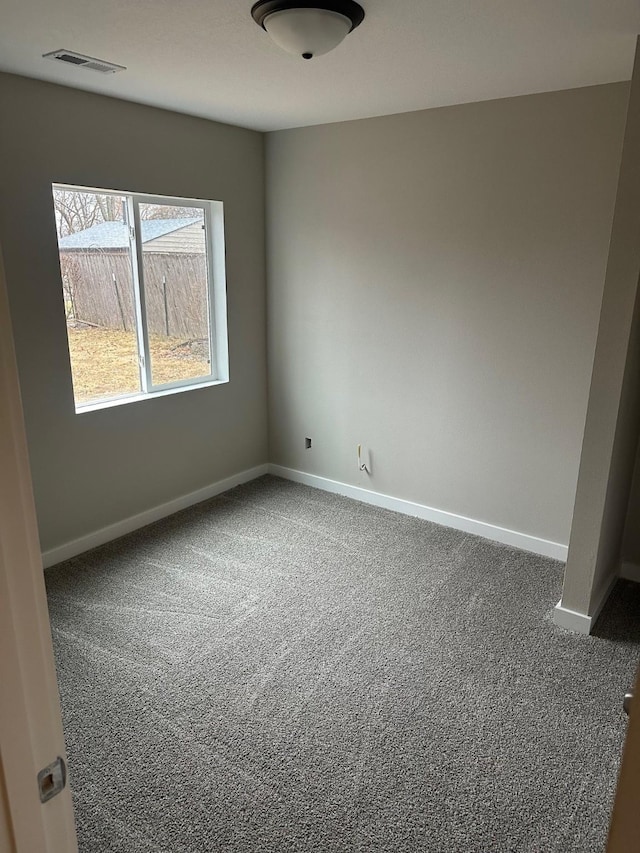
251;0;365;60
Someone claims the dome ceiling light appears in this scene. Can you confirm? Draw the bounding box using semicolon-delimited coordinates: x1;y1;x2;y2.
251;0;365;60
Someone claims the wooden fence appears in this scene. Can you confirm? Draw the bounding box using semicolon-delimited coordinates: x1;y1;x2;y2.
61;250;209;339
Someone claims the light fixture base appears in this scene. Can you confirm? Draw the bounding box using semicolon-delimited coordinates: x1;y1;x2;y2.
251;0;365;34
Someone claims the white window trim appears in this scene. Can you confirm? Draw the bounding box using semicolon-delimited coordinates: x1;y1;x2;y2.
75;378;229;414
52;184;229;412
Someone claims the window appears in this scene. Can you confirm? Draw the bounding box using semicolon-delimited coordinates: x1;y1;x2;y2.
52;184;228;411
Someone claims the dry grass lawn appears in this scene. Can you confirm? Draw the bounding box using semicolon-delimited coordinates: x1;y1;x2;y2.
67;326;210;404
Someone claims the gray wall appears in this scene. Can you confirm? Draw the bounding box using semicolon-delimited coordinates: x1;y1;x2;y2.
623;441;640;567
266;84;628;547
0;73;267;553
560;46;640;617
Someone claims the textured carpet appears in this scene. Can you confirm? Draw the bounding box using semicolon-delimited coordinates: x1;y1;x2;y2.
45;475;640;853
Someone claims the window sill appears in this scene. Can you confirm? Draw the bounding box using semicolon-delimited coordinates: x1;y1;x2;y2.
75;378;228;414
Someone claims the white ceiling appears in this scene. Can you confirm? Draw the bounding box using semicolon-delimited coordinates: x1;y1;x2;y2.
0;0;638;132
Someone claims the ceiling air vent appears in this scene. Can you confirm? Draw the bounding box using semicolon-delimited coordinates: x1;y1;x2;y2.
42;49;126;74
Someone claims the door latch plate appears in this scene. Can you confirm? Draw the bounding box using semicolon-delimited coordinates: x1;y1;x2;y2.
37;756;67;803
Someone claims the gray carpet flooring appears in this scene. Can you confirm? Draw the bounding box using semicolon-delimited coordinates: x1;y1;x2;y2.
45;475;640;852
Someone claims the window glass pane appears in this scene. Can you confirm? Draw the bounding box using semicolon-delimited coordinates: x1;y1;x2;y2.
53;188;141;406
138;203;212;387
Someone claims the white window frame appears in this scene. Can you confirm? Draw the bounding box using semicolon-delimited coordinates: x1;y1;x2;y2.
53;184;229;413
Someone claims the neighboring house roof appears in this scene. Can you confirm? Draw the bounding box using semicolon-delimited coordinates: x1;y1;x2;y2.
58;218;200;250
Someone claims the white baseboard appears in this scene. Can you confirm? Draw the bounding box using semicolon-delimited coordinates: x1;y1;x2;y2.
552;602;593;635
42;464;269;568
42;461;570;570
620;561;640;583
552;573;618;635
268;464;568;561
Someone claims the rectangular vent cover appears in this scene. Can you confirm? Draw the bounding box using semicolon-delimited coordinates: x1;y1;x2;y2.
43;49;126;74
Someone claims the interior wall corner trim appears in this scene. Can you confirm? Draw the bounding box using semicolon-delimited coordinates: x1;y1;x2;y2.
552;572;619;635
552;601;594;635
41;463;270;569
268;464;568;561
